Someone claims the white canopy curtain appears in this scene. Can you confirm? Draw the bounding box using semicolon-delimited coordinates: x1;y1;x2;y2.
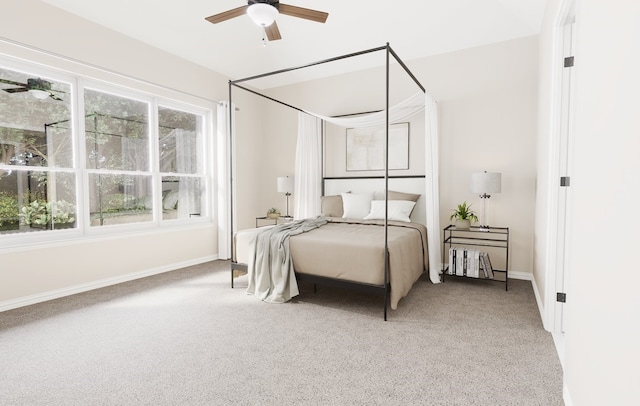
295;92;441;284
423;94;441;284
294;92;426;216
303;92;426;128
294;113;322;219
217;102;235;259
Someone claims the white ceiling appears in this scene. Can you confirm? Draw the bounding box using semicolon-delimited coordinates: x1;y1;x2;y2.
41;0;546;89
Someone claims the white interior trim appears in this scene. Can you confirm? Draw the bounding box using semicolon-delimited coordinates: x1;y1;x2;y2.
543;0;576;334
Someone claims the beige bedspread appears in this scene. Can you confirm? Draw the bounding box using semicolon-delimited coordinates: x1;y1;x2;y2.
290;218;428;310
234;217;428;310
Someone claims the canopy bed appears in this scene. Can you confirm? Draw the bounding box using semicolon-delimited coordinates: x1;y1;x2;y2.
222;44;441;320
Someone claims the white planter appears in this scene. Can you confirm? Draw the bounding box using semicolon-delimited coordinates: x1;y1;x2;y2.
455;219;471;230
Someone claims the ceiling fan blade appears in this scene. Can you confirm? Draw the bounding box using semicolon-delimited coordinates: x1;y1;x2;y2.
205;5;248;24
0;78;27;87
265;21;282;41
278;3;328;23
3;88;28;93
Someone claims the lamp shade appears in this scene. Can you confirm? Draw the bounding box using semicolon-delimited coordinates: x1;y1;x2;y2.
471;172;502;194
247;3;279;27
277;176;294;194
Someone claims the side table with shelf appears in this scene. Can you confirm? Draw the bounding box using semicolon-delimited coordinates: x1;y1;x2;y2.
442;224;509;290
255;216;294;228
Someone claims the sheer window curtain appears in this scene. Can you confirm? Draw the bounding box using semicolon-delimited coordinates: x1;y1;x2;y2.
217;102;234;259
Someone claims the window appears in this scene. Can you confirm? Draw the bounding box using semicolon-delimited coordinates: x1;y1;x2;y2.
0;66;76;234
0;61;211;238
158;106;205;220
85;89;152;227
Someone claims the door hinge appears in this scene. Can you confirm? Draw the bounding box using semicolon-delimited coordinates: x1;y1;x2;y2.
557;292;567;303
560;176;570;187
564;56;574;67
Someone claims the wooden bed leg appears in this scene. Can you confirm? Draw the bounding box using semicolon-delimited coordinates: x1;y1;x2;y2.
231;269;234;288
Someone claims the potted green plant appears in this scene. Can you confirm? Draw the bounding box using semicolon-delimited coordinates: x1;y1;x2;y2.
266;207;281;219
450;201;478;230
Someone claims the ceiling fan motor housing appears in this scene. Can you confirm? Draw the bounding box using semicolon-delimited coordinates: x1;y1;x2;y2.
248;0;280;9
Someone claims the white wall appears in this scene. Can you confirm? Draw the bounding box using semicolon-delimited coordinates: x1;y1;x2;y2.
239;37;539;277
549;0;640;404
0;0;244;307
412;38;538;277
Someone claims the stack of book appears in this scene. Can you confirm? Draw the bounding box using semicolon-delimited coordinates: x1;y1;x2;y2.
447;247;494;279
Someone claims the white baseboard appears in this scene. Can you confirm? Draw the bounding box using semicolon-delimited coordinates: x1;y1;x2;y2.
531;274;547;329
508;270;532;281
0;255;218;312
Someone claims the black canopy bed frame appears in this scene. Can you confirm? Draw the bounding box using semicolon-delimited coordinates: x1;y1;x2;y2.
227;43;426;320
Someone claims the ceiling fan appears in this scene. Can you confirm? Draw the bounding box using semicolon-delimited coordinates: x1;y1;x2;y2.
0;78;64;101
205;0;329;42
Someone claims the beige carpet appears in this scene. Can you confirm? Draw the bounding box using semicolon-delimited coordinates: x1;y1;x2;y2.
0;260;563;405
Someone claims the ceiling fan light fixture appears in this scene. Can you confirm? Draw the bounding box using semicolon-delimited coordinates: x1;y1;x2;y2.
28;89;50;100
247;3;278;27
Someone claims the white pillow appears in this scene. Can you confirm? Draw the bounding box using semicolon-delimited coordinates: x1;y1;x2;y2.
363;200;416;223
341;192;373;219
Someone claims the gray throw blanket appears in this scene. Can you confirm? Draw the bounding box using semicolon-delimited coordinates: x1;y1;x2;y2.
247;217;328;303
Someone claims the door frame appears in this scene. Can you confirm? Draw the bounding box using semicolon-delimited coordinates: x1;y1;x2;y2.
544;0;576;337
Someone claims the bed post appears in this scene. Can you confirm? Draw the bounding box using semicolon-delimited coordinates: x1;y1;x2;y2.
384;249;390;321
382;43;391;321
229;80;236;288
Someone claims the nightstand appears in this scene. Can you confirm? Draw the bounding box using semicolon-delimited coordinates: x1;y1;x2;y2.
255;216;294;228
441;224;509;290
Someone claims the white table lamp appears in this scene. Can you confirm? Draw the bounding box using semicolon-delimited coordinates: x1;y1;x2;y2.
471;171;501;230
277;176;294;217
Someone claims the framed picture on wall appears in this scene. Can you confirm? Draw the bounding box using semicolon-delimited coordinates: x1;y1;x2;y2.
346;122;409;171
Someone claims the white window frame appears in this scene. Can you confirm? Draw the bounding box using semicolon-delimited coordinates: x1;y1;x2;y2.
0;56;214;247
